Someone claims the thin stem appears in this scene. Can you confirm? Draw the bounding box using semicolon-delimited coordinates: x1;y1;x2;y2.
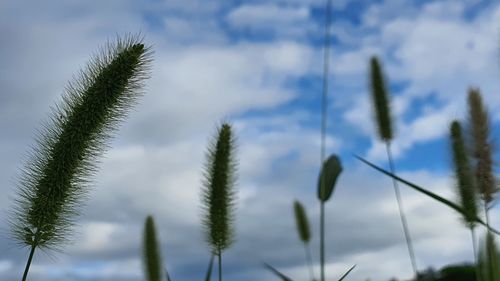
320;202;325;281
471;228;481;281
320;0;332;165
484;202;495;281
305;244;315;281
385;142;418;277
319;0;332;280
21;243;37;281
484;202;490;227
218;250;222;281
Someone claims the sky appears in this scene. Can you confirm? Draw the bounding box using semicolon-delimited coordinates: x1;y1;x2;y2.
1;0;500;280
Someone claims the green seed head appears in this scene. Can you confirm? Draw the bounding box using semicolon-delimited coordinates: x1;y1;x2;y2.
369;56;393;142
201;123;237;254
293;200;311;244
317;154;343;202
143;216;163;281
10;35;152;250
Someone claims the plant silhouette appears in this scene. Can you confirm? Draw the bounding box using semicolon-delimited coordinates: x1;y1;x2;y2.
10;36;151;281
201;123;237;281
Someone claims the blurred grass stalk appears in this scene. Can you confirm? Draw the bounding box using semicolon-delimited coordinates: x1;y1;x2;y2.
369;56;418;277
466;89;498;280
450;120;480;280
293;200;315;281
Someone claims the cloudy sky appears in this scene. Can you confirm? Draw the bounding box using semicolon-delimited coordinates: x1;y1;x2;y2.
1;0;500;280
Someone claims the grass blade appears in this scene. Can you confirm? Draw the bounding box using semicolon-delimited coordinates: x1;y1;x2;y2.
264;263;294;281
337;264;356;281
355;155;500;235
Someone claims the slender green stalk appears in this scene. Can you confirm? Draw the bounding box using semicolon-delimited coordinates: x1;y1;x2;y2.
471;228;481;281
319;202;325;281
10;36;151;281
369;56;417;277
21;244;36;281
305;245;315;281
201;123;238;281
386;143;418;277
319;0;333;279
218;250;222;281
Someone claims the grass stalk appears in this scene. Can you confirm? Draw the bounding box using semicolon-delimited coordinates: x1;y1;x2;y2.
319;202;325;281
385;143;418;276
218;250;222;281
10;36;151;281
201;123;237;281
305;245;315;281
319;0;333;278
471;228;481;281
369;56;417;277
21;244;36;281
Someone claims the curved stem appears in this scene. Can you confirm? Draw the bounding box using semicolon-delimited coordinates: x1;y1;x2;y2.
21;243;37;281
385;142;418;277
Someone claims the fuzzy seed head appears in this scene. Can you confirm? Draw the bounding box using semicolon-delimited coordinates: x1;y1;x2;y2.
467;88;497;206
450;120;479;229
201;123;237;254
10;35;152;250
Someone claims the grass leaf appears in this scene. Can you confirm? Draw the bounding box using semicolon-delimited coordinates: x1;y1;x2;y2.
337;264;356;281
264;263;294;281
355;155;500;235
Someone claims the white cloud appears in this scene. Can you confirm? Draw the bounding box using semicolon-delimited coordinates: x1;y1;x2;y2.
227;4;310;28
